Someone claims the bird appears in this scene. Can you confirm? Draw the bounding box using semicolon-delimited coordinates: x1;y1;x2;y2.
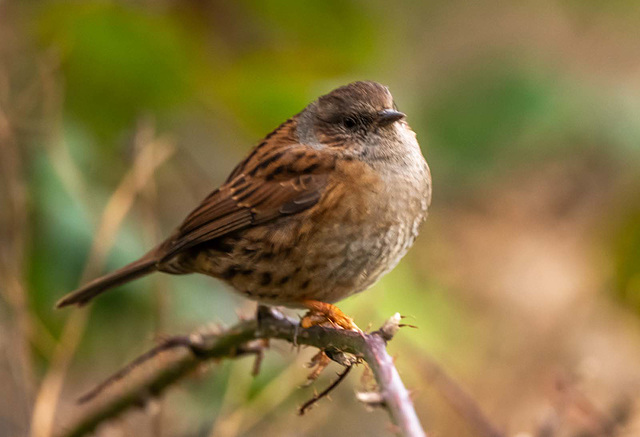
56;81;432;331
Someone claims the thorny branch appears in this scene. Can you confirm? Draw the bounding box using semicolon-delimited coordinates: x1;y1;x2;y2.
54;308;427;437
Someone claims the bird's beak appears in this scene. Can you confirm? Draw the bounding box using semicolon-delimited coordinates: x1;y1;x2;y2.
377;109;406;126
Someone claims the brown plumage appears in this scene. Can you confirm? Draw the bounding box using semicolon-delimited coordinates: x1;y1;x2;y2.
56;81;431;328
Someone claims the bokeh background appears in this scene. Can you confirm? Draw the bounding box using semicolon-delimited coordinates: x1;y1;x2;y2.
2;1;640;436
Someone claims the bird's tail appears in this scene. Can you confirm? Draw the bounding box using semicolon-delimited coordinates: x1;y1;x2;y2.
56;256;158;308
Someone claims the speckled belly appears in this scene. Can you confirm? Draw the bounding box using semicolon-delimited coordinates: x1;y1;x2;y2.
179;197;421;307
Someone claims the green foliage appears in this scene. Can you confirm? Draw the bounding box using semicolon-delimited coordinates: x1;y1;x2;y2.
27;152;91;317
37;3;200;142
612;205;640;314
426;61;558;176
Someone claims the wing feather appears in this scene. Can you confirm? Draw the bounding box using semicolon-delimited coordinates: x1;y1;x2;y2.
159;139;334;260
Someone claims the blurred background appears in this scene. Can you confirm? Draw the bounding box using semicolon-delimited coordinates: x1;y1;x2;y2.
1;1;640;436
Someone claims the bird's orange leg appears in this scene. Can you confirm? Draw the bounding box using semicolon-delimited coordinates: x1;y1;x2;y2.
300;299;361;332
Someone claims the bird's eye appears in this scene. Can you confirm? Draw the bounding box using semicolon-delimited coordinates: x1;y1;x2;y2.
342;116;358;129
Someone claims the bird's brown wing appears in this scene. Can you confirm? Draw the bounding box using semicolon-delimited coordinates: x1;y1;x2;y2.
159;144;335;260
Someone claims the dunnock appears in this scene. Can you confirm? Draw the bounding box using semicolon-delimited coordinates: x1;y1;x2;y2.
57;81;432;330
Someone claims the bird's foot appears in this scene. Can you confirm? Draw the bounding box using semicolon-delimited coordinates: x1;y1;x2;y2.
303;350;332;385
300;300;361;332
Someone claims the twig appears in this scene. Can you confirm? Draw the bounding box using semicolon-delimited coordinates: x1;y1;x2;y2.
77;336;192;404
54;309;427;437
298;364;353;415
136;117;169;437
30;124;174;437
0;82;34;428
419;352;505;437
